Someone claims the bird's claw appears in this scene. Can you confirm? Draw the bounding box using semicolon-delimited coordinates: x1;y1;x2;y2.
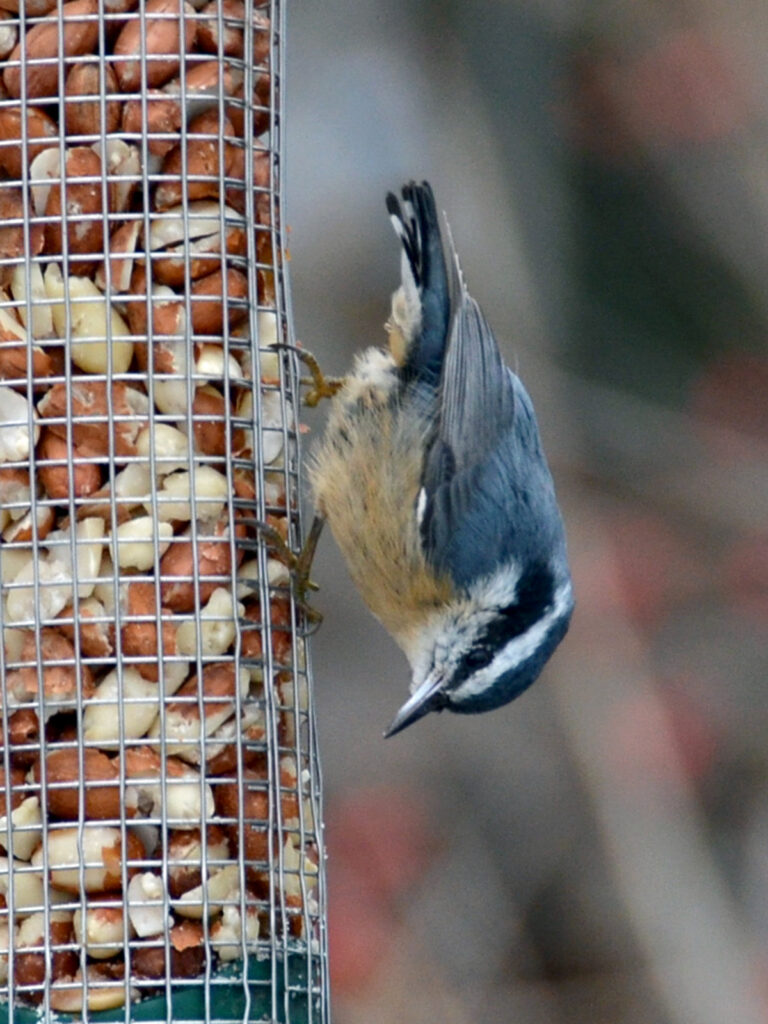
256;516;325;629
273;343;344;407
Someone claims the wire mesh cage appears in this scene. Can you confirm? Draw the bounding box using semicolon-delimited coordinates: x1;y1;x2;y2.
0;0;328;1020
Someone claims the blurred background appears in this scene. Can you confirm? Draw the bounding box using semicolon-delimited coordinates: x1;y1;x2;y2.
285;1;768;1021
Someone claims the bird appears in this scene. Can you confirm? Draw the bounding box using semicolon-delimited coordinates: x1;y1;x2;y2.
307;180;573;736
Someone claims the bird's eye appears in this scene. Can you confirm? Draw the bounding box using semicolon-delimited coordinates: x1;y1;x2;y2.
463;644;492;671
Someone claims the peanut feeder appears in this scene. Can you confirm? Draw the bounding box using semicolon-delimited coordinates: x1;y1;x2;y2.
0;1;327;1021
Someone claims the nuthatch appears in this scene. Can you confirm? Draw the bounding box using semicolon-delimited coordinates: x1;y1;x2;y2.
309;181;573;736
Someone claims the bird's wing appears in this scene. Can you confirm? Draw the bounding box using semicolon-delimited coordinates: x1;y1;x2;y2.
420;365;559;591
438;247;516;475
418;240;560;591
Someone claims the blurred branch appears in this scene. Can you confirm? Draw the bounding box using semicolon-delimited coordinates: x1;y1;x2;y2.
552;507;765;1024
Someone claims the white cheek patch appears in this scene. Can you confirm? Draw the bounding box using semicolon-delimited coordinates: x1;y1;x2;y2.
404;563;523;693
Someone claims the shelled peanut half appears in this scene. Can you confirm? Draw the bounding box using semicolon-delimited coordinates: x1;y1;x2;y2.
0;0;319;1013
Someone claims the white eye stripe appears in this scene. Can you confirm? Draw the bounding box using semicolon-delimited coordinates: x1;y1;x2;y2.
450;582;573;703
469;561;522;610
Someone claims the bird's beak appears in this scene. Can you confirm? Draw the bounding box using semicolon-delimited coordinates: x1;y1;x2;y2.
383;670;447;738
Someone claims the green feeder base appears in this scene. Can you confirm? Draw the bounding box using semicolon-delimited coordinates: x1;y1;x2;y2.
0;953;320;1023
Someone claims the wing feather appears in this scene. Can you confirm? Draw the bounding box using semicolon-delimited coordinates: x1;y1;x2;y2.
418;228;558;590
386;183;564;592
421;372;563;590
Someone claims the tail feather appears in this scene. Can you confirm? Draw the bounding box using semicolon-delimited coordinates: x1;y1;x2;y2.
386;181;452;385
386;191;419;283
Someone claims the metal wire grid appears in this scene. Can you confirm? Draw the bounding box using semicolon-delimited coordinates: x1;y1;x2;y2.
0;0;328;1020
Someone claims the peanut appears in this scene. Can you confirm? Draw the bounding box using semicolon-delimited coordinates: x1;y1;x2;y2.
3;0;100;100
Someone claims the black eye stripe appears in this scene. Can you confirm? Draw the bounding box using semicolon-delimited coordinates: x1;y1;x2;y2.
451;562;555;684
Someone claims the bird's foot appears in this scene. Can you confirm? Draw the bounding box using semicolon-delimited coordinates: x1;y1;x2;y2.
256;515;325;630
274;343;344;407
